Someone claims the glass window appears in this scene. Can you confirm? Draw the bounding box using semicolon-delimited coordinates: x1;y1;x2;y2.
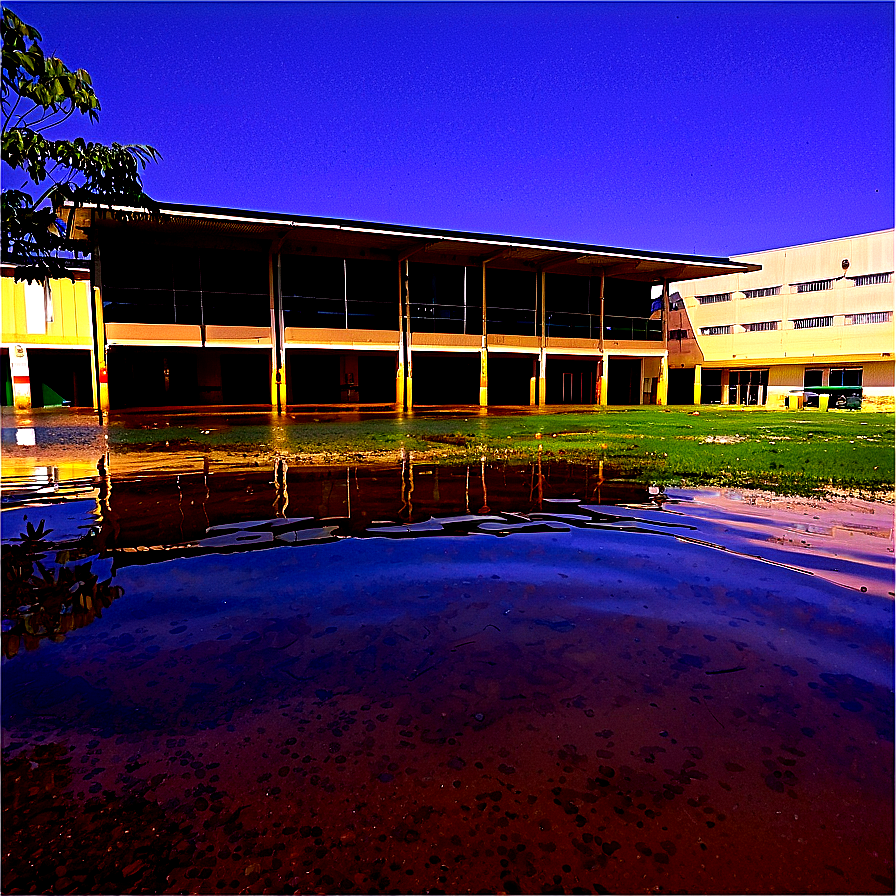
830;368;862;388
804;369;824;388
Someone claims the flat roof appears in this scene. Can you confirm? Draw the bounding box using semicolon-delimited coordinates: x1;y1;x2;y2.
63;201;761;282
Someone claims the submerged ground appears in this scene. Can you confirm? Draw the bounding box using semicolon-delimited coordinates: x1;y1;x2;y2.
1;407;894;895
2;405;894;496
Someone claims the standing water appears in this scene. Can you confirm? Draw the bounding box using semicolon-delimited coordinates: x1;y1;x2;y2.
1;415;893;895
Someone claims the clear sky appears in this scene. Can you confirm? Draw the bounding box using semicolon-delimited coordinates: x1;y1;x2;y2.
9;1;895;257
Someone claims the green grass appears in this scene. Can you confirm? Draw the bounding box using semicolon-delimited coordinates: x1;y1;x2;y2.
402;407;894;496
112;406;895;498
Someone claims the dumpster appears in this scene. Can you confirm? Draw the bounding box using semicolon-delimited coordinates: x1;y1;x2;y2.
807;386;863;410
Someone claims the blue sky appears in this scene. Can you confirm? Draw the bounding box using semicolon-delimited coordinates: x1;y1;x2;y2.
9;2;895;256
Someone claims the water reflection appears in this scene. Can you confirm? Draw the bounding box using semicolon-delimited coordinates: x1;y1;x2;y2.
4;457;665;562
1;456;893;895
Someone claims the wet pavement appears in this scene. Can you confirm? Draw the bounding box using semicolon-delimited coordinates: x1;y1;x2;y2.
1;440;893;894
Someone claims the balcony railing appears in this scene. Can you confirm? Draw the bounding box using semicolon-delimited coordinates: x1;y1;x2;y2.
546;312;662;341
283;296;395;331
601;315;663;341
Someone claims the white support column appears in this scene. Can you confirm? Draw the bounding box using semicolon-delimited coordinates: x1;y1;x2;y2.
9;343;31;410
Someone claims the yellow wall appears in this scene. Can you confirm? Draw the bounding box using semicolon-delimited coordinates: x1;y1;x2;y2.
2;273;94;347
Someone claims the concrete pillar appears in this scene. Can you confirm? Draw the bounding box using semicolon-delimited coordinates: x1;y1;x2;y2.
90;250;110;413
599;352;609;406
396;346;406;408
479;261;488;406
693;364;702;405
91;286;110;412
721;370;730;405
656;354;669;406
538;271;547;405
405;343;414;410
9;343;31;410
269;343;280;408
529;356;537;406
269;250;286;412
397;260;409;410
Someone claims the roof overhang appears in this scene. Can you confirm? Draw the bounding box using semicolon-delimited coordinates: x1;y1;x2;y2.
60;201;762;282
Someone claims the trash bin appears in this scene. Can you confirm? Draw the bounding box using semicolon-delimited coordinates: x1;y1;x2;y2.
818;394;830;412
787;394;804;410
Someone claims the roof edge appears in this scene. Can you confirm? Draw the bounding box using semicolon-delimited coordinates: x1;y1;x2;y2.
65;200;760;273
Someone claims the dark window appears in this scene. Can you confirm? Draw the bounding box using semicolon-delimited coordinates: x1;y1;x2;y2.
728;369;769;405
804;368;824;388
701;369;723;404
793;316;833;329
601;278;661;341
545;274;597;339
281;256;396;331
281;256;345;329
409;263;478;335
100;240;268;327
347;259;395;330
486;269;537;336
830;368;862;387
696;292;731;305
846;311;892;325
795;279;833;293
852;273;891;286
200;249;269;327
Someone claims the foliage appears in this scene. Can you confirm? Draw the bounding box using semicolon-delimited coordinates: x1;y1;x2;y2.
1;7;160;282
1;518;123;658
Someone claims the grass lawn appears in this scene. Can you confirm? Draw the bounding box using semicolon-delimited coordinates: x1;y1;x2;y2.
272;406;894;497
98;405;893;497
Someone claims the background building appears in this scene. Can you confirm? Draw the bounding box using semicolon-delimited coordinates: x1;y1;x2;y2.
667;230;894;410
3;202;756;412
1;261;98;410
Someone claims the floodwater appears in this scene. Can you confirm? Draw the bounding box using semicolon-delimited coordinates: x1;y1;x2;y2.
1;414;894;895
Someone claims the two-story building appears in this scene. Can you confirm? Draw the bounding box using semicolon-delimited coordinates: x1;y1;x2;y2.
667;230;894;410
3;202;759;411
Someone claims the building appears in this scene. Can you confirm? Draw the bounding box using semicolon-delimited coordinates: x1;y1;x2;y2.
1;260;98;409
3;202;759;412
667;230;894;410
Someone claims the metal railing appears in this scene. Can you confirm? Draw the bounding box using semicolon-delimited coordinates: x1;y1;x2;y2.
283;296;395;331
102;287;270;327
795;279;834;293
546;312;663;341
410;301;481;335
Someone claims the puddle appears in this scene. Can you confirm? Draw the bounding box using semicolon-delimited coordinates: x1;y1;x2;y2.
1;457;893;894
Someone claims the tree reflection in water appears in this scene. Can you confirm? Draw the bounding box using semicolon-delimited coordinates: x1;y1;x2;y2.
1;519;124;658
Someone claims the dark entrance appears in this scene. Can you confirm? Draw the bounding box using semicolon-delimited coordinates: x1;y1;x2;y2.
108;347;270;409
607;358;642;405
412;352;479;405
488;354;534;406
667;368;695;405
25;349;93;408
288;351;340;405
547;358;598;404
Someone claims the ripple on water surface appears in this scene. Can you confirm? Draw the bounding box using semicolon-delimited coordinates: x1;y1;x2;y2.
2;461;893;895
